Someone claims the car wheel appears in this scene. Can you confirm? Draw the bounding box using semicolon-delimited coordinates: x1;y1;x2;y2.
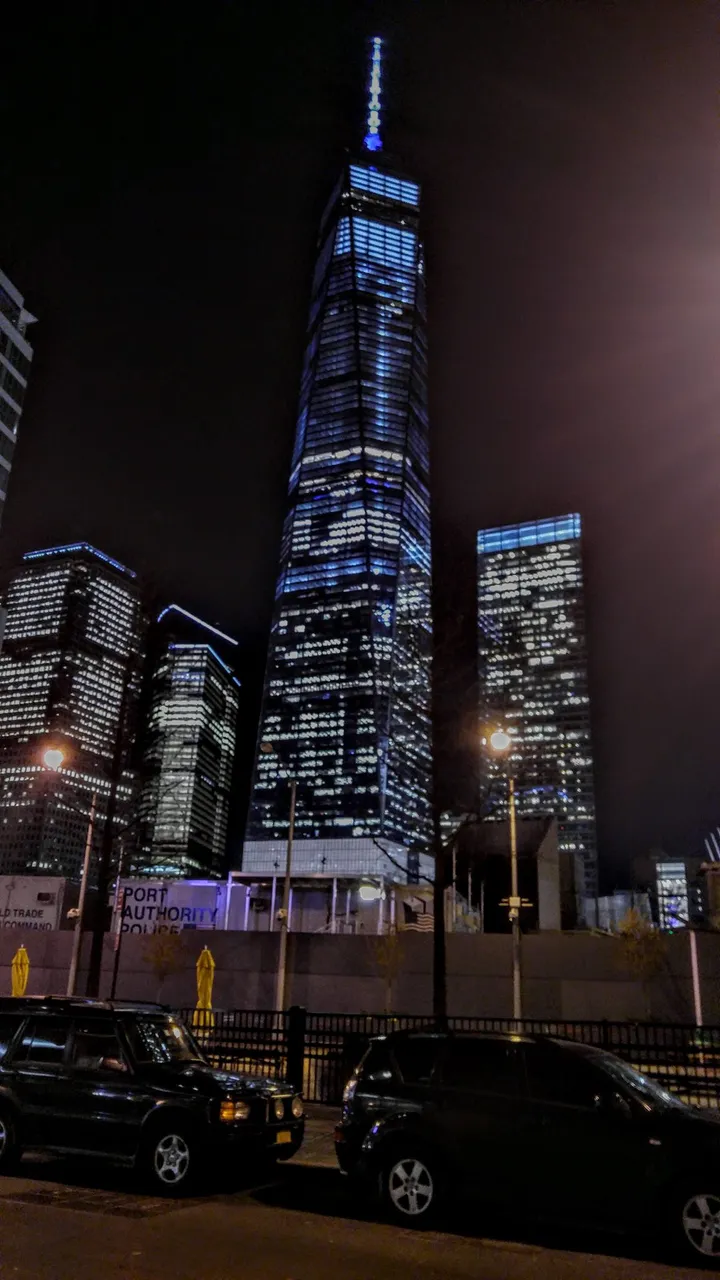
676;1189;720;1263
141;1124;197;1195
0;1110;19;1173
382;1150;438;1225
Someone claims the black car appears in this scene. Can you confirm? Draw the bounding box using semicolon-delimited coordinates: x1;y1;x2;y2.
335;1029;720;1264
0;997;304;1192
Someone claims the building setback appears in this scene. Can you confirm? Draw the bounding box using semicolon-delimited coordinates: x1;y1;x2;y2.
477;514;598;912
244;39;433;881
0;268;35;533
0;543;145;880
135;605;240;879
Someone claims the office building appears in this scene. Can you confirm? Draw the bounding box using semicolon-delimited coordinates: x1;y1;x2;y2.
244;38;433;881
0;268;35;533
135;605;240;879
477;514;598;909
0;543;145;879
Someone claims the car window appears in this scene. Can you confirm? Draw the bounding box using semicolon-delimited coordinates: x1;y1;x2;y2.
125;1017;204;1065
0;1014;23;1061
522;1046;605;1108
391;1039;443;1085
358;1042;394;1082
14;1016;70;1065
593;1052;685;1111
70;1019;127;1072
442;1040;518;1095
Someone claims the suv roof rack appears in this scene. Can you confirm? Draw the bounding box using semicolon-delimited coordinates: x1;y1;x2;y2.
0;996;170;1014
379;1027;537;1044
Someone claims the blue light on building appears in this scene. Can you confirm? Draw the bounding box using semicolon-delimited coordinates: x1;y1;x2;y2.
363;36;384;153
244;46;432;881
477;513;598;910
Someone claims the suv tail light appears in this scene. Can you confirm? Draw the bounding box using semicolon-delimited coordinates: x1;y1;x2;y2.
343;1075;358;1103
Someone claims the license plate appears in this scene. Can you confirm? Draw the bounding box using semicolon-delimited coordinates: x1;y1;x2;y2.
274;1130;292;1145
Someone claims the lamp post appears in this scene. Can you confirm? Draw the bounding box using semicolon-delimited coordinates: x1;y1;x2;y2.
488;728;523;1023
42;747;97;997
259;743;297;1012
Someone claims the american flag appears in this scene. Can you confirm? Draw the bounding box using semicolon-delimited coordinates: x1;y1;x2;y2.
401;912;434;932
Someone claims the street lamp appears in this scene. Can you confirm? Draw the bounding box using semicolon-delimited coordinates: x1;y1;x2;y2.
42;748;65;773
40;745;97;997
259;743;297;1012
487;727;522;1022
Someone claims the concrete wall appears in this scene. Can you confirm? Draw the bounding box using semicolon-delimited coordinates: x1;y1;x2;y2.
1;927;720;1024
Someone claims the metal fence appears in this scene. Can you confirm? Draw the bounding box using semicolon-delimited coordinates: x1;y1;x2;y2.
177;1008;720;1110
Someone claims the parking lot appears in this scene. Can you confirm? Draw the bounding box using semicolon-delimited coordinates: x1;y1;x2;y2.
0;1106;708;1280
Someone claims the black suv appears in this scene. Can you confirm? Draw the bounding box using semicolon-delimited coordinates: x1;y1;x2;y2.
0;998;304;1192
336;1030;720;1264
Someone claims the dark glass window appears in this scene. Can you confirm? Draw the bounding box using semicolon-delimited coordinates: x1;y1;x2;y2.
442;1039;518;1095
391;1038;443;1085
357;1041;394;1083
0;1014;23;1060
125;1017;202;1065
70;1020;126;1071
16;1017;69;1065
522;1046;604;1108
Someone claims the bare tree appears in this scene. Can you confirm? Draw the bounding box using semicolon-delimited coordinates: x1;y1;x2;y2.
142;931;187;1001
367;928;405;1015
616;908;667;1019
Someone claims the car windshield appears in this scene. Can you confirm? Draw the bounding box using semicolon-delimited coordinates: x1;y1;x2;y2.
129;1017;206;1065
596;1052;685;1110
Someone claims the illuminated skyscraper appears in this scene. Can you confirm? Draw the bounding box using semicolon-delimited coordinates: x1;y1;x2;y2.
0;267;35;533
477;515;598;910
0;543;145;879
244;38;432;880
135;605;240;879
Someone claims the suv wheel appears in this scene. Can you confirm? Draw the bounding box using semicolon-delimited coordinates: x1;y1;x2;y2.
0;1111;19;1173
382;1151;437;1225
141;1124;197;1194
677;1190;720;1262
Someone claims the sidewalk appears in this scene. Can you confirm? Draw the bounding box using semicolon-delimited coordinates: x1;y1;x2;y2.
292;1104;340;1169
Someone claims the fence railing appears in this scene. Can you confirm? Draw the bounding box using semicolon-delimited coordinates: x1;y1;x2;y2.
177;1008;720;1109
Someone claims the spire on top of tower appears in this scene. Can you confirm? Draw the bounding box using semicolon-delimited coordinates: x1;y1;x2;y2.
363;36;383;153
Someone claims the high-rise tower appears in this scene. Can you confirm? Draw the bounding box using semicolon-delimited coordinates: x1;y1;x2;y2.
477;514;598;912
135;605;240;879
244;38;432;881
0;267;35;534
0;543;145;880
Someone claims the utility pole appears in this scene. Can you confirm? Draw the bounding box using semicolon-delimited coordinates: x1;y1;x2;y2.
67;793;97;997
508;777;522;1022
274;779;297;1012
432;802;447;1025
86;662;134;998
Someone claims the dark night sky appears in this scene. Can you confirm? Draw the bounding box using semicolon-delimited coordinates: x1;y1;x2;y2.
1;0;718;884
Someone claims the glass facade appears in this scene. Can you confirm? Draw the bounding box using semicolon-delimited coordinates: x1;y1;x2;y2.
477;514;598;908
0;544;144;880
244;149;432;881
135;607;240;879
0;268;35;533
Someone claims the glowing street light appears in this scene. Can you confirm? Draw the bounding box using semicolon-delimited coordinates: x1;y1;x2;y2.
489;729;512;754
42;747;65;772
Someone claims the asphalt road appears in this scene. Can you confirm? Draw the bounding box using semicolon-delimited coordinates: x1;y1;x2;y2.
0;1127;709;1280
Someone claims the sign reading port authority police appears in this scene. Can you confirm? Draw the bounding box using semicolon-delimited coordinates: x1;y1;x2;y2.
116;880;226;934
0;877;66;930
